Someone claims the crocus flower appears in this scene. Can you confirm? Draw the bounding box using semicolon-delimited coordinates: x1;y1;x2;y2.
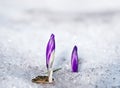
46;34;55;69
46;34;55;82
71;45;78;72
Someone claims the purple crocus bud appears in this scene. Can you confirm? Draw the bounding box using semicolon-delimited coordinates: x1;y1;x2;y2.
71;45;78;72
46;34;55;69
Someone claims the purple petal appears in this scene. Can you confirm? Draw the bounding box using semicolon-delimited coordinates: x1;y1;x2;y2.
71;45;78;72
46;34;55;68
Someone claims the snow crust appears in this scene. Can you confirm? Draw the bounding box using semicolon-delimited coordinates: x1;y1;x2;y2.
0;0;120;88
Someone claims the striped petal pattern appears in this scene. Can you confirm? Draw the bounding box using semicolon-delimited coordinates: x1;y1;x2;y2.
46;34;55;69
71;45;78;72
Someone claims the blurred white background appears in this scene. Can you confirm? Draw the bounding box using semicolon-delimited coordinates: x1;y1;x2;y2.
0;0;120;88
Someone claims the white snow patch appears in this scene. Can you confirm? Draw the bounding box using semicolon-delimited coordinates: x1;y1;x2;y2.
0;0;120;88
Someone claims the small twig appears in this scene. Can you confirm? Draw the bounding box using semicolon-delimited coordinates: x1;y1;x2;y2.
45;68;62;74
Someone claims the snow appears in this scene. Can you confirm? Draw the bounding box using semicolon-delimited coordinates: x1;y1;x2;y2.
0;0;120;88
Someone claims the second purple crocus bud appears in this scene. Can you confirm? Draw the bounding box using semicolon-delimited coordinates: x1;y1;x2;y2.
71;45;78;72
